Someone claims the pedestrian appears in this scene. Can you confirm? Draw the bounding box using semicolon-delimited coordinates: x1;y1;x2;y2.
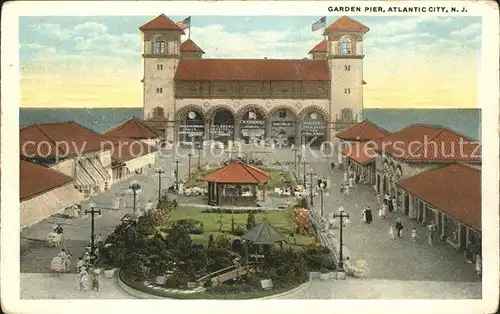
330;161;335;170
392;196;397;212
344;184;350;196
355;173;360;184
145;200;154;213
119;194;126;210
343;172;348;184
362;207;367;223
365;206;373;224
411;227;418;243
76;257;85;272
389;225;395;239
348;176;354;188
340;184;344;195
91;269;101;292
475;254;482;275
96;233;104;248
376;194;381;205
395;219;404;239
77;267;89;291
427;222;436;246
388;196;394;212
73;204;80;218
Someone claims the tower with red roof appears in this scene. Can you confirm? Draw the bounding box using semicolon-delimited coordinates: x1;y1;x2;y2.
139;14;185;143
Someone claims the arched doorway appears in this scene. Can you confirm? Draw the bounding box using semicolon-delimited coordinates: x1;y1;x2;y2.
268;107;297;147
301;110;327;147
210;108;235;144
238;107;266;144
178;107;204;144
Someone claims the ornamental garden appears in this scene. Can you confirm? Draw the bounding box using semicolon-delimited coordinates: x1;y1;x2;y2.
98;161;337;299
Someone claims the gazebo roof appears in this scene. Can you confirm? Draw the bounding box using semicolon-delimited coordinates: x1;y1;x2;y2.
201;161;271;184
242;220;286;245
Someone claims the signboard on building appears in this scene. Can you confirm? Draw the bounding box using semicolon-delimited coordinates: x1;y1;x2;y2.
179;124;204;136
271;121;293;128
210;124;234;136
301;112;325;136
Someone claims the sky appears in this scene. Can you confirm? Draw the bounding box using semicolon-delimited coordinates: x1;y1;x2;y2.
19;15;481;108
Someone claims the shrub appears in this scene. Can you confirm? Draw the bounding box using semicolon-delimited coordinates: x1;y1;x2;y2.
301;246;336;271
164;270;188;289
246;213;256;230
171;219;204;234
234;226;246;236
127;260;150;281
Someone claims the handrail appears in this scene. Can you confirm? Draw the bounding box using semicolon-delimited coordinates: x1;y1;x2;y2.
197;263;259;283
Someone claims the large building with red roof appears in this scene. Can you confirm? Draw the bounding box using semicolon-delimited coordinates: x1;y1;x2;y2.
140;14;369;147
20;160;84;230
20;121;113;198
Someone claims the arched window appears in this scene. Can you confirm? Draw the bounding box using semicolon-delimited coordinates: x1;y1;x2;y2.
340;36;352;55
153;106;165;118
341;108;353;121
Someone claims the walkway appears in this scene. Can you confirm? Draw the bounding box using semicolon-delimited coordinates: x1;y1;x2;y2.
307;155;480;283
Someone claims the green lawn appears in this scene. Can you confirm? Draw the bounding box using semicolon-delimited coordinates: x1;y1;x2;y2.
165;206;312;250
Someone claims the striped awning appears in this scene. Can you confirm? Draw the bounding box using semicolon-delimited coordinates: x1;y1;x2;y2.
75;162;95;190
20;183;84;230
82;160;105;184
125;153;155;172
91;158;111;181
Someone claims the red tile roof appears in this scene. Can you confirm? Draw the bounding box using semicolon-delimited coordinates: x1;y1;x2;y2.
325;16;369;33
342;142;377;165
201;161;271;184
309;40;327;54
107;138;157;163
336;120;391;142
397;163;481;231
180;39;205;53
139;14;185;33
105;117;163;140
20;122;113;158
374;124;481;162
175;59;329;81
20;160;75;200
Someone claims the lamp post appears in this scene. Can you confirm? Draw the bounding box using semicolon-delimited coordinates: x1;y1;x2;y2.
188;153;193;178
309;169;316;206
293;147;298;170
197;144;202;170
155;167;165;201
85;203;101;262
302;161;307;186
129;180;141;214
333;207;350;272
297;153;302;176
175;159;180;190
319;182;325;217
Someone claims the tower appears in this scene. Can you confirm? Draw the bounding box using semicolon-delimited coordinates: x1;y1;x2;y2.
140;14;185;143
324;16;369;133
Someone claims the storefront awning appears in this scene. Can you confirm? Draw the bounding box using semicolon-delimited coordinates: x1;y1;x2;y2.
91;158;111;181
125;153;155;172
75;162;95;190
20;183;84;230
82;160;105;185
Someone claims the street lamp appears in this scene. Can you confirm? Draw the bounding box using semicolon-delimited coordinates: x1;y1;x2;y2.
302;161;307;186
318;181;328;217
155;167;165;201
197;144;202;170
309;169;316;206
129;180;141;214
174;159;180;190
188;153;193;178
297;153;302;176
333;207;351;272
293;147;298;170
85;203;101;262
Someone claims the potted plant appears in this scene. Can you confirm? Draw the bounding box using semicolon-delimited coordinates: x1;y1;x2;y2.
320;268;330;281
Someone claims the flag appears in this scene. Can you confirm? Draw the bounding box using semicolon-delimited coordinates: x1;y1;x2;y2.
176;16;191;30
312;16;326;32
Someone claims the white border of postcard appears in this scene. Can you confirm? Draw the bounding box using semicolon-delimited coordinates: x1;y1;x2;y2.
1;1;499;314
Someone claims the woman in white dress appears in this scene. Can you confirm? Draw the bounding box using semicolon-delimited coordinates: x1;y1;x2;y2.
77;267;89;291
475;254;482;275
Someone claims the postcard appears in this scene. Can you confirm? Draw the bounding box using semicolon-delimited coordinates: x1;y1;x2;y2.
1;1;499;314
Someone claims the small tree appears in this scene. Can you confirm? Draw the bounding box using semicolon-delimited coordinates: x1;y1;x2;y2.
246;212;256;230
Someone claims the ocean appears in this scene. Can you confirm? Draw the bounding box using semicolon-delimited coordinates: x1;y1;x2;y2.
19;108;481;141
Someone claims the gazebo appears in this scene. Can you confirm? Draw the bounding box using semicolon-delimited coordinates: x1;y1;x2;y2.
201;161;271;206
242;220;286;245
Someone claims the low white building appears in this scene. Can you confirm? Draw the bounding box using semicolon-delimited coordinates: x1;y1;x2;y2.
20;122;113;198
107;137;157;181
20;160;84;230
